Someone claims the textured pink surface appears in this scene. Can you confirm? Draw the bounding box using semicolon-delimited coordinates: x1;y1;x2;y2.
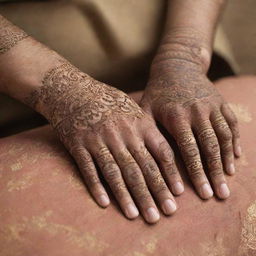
0;76;256;256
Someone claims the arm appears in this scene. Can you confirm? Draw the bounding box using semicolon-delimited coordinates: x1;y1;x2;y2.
162;0;226;72
140;0;241;201
0;15;181;223
0;76;255;255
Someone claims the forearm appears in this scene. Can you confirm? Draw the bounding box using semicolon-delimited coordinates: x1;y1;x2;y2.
0;15;81;116
152;0;227;73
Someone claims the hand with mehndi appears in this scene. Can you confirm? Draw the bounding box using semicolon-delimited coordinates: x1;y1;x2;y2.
29;62;184;223
140;42;241;200
0;15;184;224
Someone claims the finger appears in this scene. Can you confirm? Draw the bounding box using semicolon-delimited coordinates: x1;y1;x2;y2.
129;142;177;218
93;145;138;220
71;146;110;207
221;103;241;157
144;129;184;195
195;120;230;199
109;145;159;223
172;122;213;200
210;112;235;175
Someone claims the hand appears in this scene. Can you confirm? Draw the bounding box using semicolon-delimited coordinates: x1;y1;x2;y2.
32;62;184;223
141;58;241;200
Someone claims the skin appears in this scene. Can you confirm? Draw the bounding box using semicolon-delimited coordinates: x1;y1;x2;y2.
0;75;255;255
0;15;179;224
141;0;241;200
0;0;241;223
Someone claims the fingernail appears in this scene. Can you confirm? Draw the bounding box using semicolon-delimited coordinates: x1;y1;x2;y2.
98;194;110;207
201;183;214;199
236;146;242;157
228;163;235;175
162;199;177;215
146;207;160;223
219;183;230;199
125;203;139;219
172;182;184;195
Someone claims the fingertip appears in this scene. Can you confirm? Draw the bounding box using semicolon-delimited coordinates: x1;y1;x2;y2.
226;163;235;176
218;183;230;200
200;183;214;200
162;199;177;215
125;203;139;219
172;181;185;196
235;145;242;158
98;194;110;208
146;207;160;224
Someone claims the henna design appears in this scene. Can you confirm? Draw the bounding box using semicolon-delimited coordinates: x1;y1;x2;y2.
187;160;204;179
141;28;221;120
176;129;203;179
158;141;174;163
0;16;28;54
27;62;144;146
197;123;224;177
157;141;177;176
153;28;209;70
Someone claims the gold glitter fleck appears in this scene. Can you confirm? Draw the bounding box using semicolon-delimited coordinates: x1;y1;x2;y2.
199;236;226;256
2;211;108;252
141;237;158;254
133;252;146;256
229;103;252;123
10;162;22;171
68;173;84;190
7;173;33;192
239;201;256;254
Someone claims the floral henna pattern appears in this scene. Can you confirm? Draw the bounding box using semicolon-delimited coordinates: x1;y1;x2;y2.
27;62;144;143
0;16;28;54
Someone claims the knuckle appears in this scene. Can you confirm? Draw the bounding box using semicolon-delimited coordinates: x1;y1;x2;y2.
182;143;199;159
187;159;204;180
209;169;223;178
220;129;232;141
125;167;143;184
130;144;151;161
134;186;152;202
143;162;158;177
84;173;100;187
177;130;196;150
111;182;127;198
198;128;220;155
95;146;110;163
143;162;166;190
191;101;204;114
204;140;220;156
117;150;133;162
221;142;233;155
158;141;174;163
208;158;223;177
102;162;120;182
230;116;238;126
165;163;178;176
232;126;240;138
198;127;215;142
153;183;169;195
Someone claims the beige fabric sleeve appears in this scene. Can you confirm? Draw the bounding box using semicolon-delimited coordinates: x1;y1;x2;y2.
214;0;256;75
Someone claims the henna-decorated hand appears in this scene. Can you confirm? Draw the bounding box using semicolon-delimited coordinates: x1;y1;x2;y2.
29;62;184;224
141;57;241;200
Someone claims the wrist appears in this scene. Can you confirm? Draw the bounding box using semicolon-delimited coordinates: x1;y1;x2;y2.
151;28;212;74
27;62;100;125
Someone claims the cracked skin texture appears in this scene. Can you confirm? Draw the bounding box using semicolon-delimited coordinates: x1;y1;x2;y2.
0;76;255;256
